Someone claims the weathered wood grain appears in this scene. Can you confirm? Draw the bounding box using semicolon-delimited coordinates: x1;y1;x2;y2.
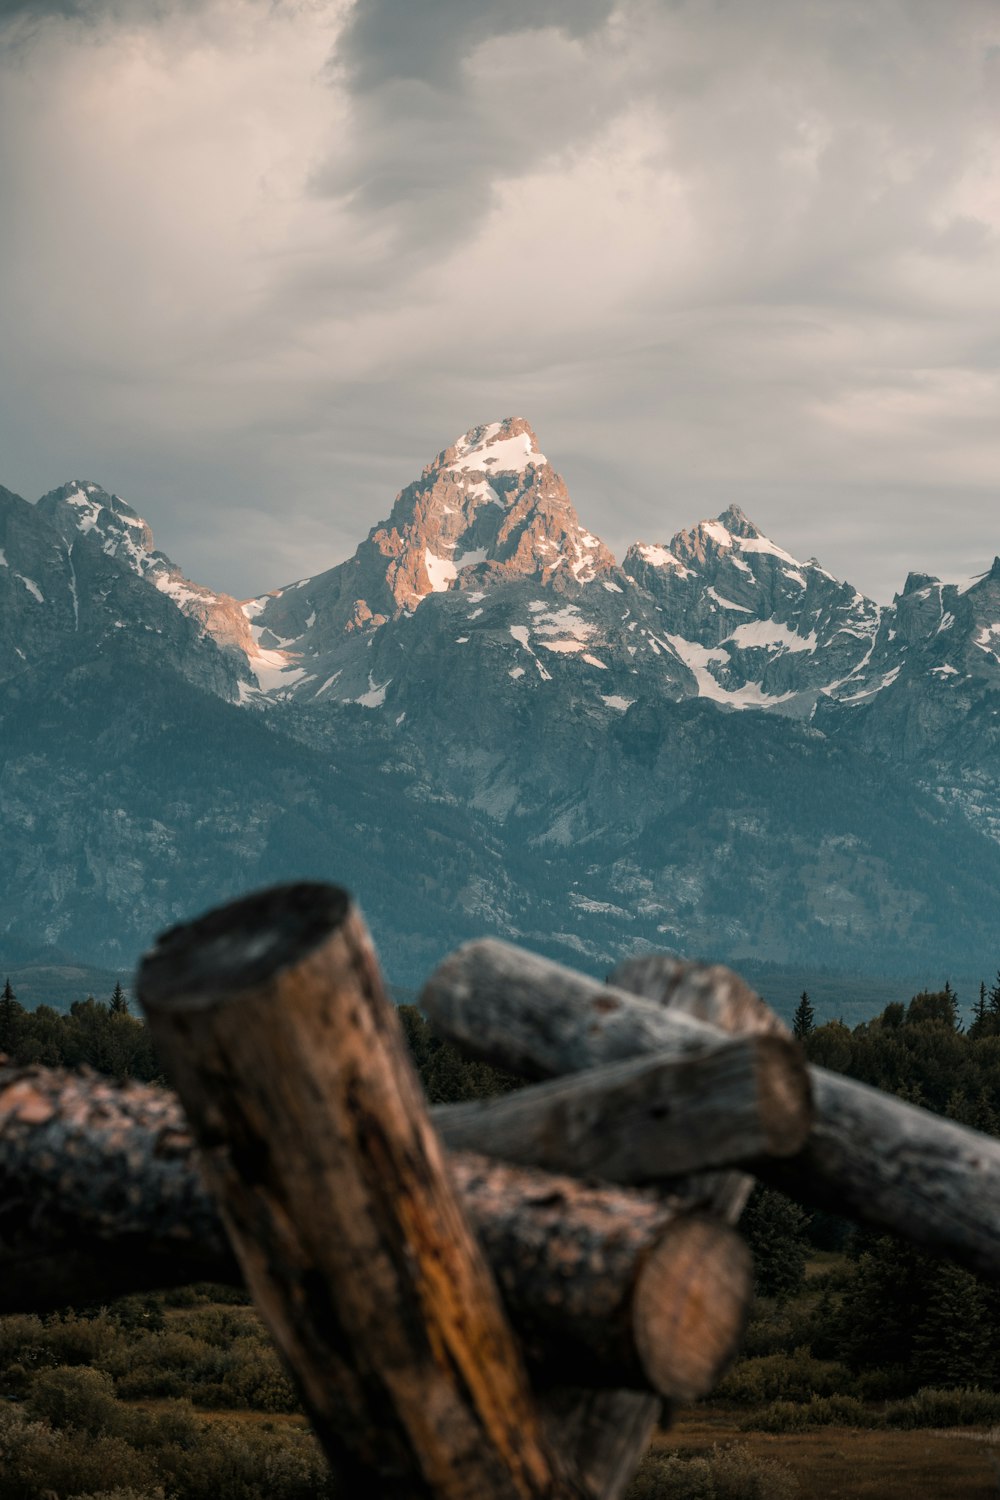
138;884;578;1500
435;1033;812;1181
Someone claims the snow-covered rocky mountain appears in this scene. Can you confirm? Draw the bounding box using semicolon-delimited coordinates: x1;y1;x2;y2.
2;419;999;982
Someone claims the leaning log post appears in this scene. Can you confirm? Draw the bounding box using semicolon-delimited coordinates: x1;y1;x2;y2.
423;941;1000;1280
137;884;578;1500
0;1061;752;1401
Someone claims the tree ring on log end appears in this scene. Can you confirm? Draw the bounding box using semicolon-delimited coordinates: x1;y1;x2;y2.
633;1215;753;1405
139;882;351;1010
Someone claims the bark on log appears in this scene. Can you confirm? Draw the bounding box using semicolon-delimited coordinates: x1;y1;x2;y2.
423;942;1000;1280
137;884;576;1500
0;1061;751;1400
435;1034;812;1182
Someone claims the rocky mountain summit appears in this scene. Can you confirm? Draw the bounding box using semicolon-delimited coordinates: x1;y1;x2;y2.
2;419;999;981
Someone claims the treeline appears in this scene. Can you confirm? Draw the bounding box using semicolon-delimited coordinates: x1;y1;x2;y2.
796;978;1000;1133
0;978;159;1082
4;973;1000;1131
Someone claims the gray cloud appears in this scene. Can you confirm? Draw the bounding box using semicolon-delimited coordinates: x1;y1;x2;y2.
336;0;614;90
0;0;998;603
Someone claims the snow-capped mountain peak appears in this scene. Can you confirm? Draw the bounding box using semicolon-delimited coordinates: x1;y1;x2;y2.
443;416;546;477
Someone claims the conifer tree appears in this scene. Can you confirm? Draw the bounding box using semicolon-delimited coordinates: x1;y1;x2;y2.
0;976;23;1054
970;981;990;1041
792;990;815;1040
109;981;129;1016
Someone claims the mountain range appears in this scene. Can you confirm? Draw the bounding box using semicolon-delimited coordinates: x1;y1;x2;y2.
2;416;999;987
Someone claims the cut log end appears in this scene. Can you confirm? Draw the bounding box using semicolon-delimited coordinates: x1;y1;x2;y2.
753;1035;814;1157
138;882;351;1011
634;1217;753;1406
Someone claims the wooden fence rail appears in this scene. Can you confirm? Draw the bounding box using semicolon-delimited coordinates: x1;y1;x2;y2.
2;880;999;1499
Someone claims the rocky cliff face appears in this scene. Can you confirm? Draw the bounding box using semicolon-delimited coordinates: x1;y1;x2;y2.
2;419;999;981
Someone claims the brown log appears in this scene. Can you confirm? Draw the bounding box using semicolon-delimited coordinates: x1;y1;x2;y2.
456;1153;751;1402
137;884;577;1500
424;942;1000;1280
0;1060;751;1401
435;1033;812;1182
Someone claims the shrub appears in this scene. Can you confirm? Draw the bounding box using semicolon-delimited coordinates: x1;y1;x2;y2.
27;1367;123;1438
625;1450;716;1500
0;1403;156;1500
884;1387;1000;1429
624;1444;797;1500
715;1349;851;1406
709;1444;798;1500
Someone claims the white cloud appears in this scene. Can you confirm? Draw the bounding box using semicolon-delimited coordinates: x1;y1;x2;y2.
0;0;998;601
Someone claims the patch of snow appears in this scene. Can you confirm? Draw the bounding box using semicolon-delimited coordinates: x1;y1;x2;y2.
65;489;103;534
455;636;469;644
931;664;959;677
510;623;552;680
532;604;596;642
602;580;623;594
664;633;796;709
701;521;733;547
314;672;342;697
305;611;317;629
66;547;79;630
729;556;754;577
356;675;391;708
540;639;585;654
974;624;1000;658
726;619;818;654
464;479;500;503
0;549;6;566
706;586;751;613
241;597;268;620
736;535;802;566
508;666;525;679
466;591;486;603
839;665;903;704
155;573;203;609
17;575;44;603
425;549;458;592
638;544;691;576
467;607;483;620
396;712;406;725
781;568;808;588
936;612;955;633
602;695;634;711
249;646;308;695
582;654;608;669
452;425;546;475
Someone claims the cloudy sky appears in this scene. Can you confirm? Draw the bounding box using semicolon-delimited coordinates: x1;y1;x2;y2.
1;0;998;601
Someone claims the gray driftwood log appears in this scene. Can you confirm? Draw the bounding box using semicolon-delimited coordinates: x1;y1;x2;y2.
435;1032;811;1182
0;1059;751;1401
422;941;1000;1280
138;884;576;1500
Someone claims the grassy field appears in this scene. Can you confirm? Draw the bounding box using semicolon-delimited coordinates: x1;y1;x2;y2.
665;1409;1000;1499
